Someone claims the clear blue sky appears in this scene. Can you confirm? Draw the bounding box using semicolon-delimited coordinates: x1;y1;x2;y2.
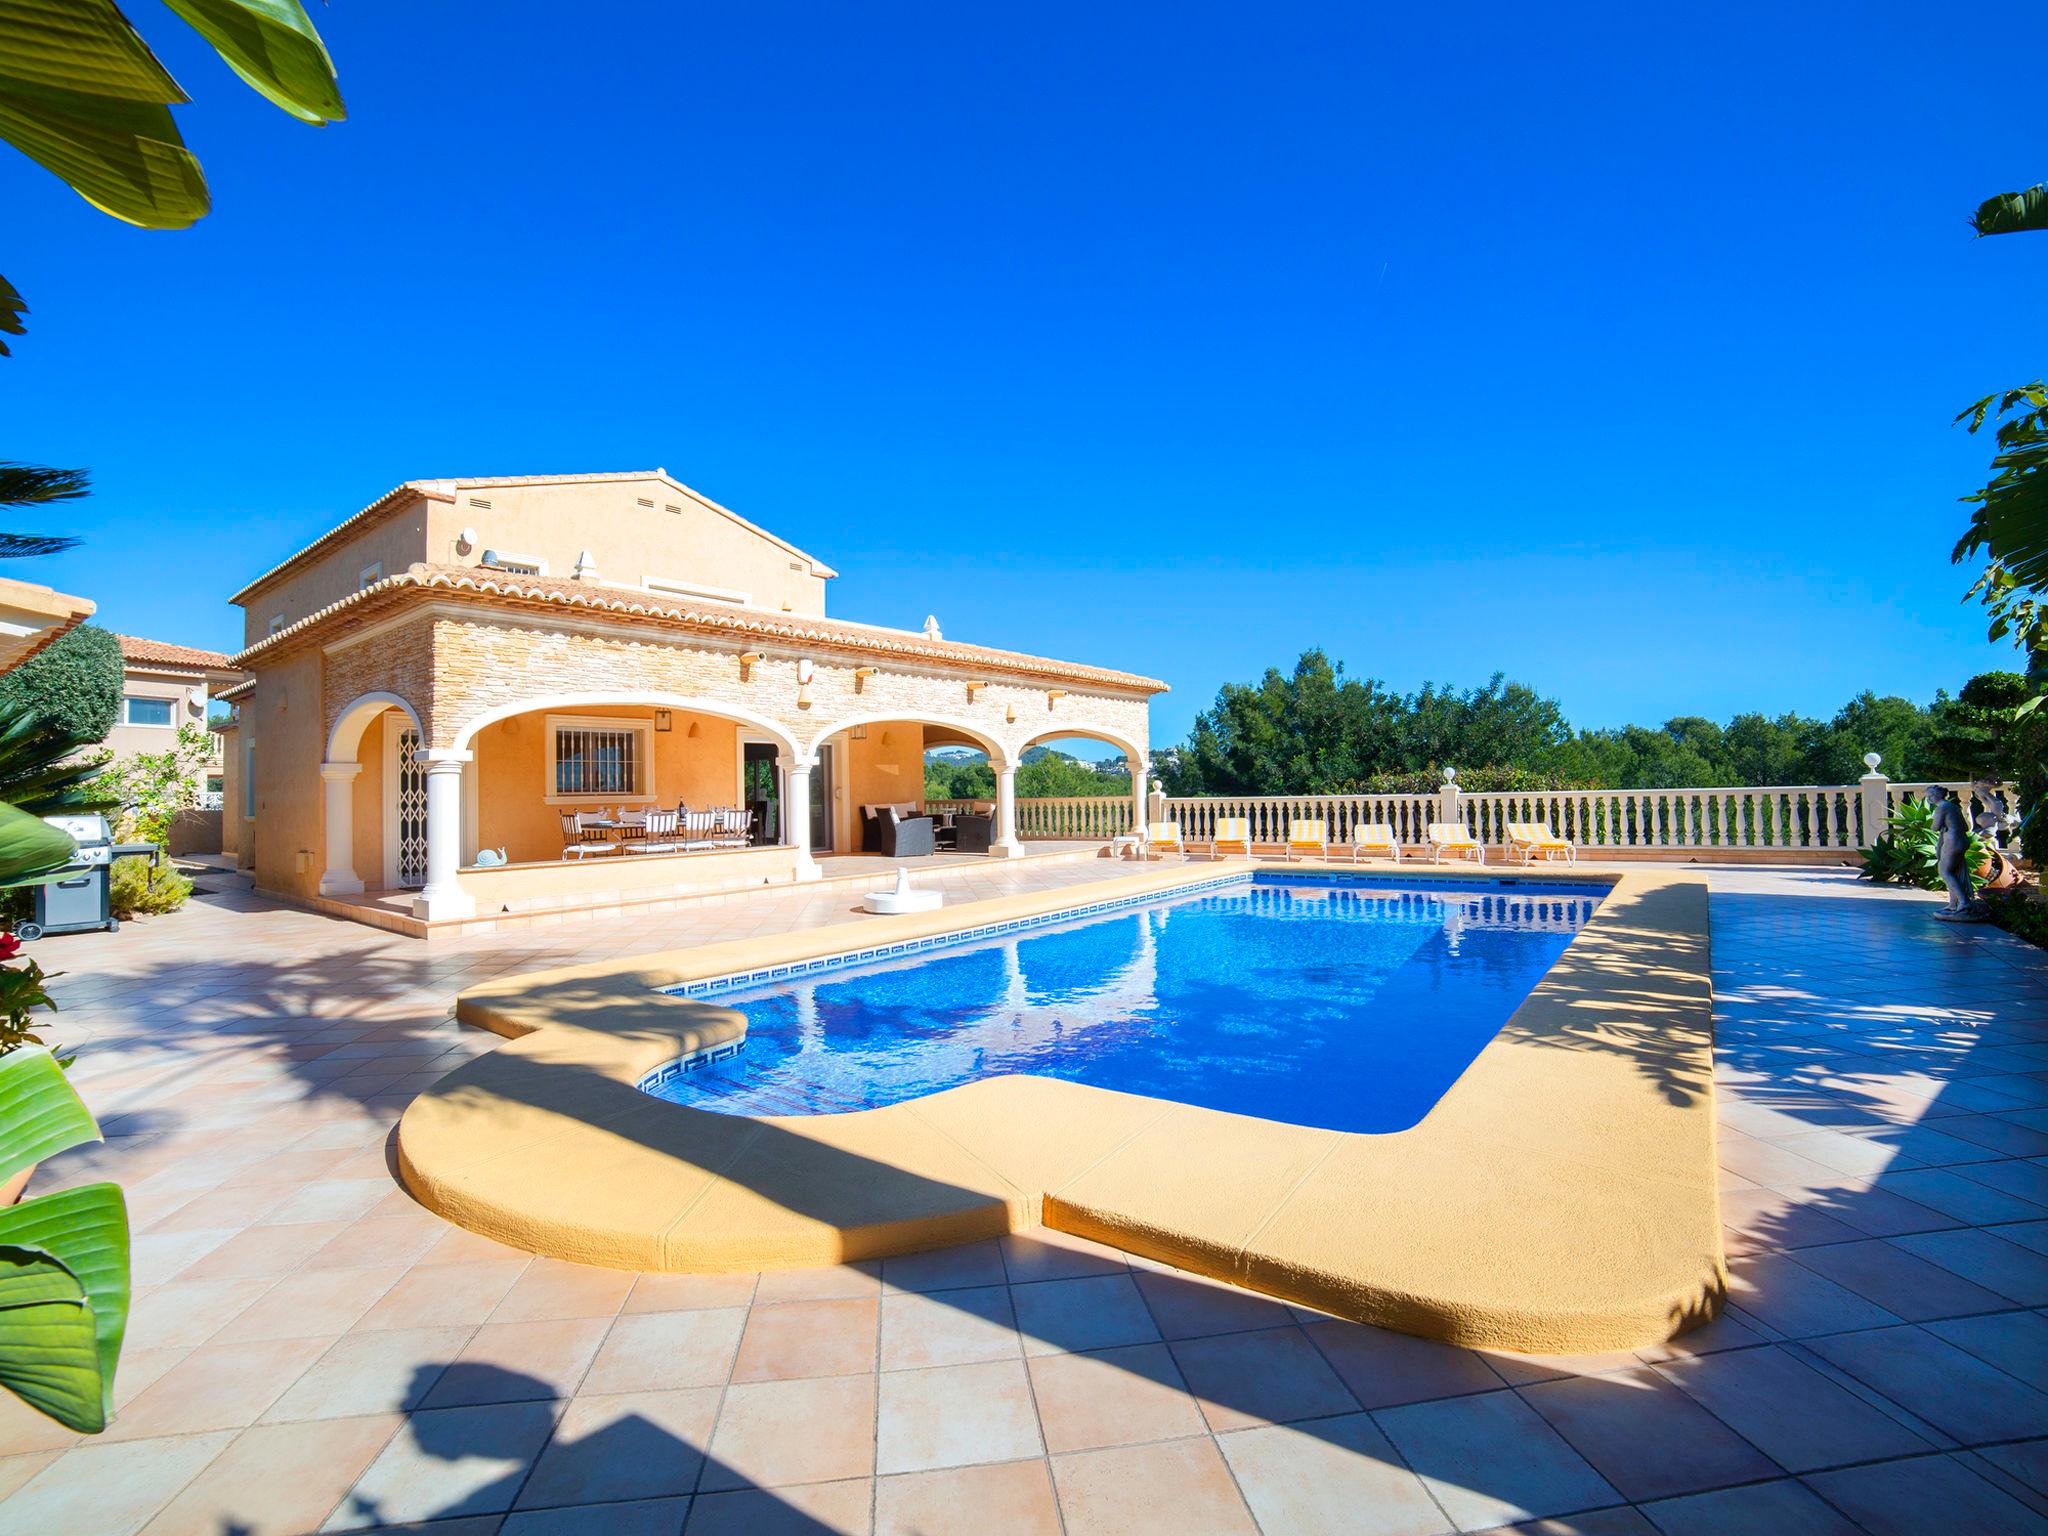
3;2;2038;753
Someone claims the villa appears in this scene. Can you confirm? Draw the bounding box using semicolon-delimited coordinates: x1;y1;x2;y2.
216;470;1165;932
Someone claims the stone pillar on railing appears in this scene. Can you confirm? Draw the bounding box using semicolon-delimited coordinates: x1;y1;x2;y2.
1131;760;1149;835
1437;767;1461;829
1858;753;1890;849
1147;777;1167;832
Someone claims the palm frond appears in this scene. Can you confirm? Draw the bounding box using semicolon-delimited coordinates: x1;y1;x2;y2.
0;275;24;357
0;464;89;510
1972;184;2048;237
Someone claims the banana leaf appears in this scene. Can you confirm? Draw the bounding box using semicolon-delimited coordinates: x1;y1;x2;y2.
0;1048;99;1189
0;0;187;102
0;74;207;228
0;1247;98;1431
160;0;343;124
1972;185;2048;238
0;1184;129;1431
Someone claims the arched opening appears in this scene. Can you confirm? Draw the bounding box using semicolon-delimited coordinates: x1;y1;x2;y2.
452;694;804;867
1009;728;1149;843
318;693;426;897
807;712;1011;859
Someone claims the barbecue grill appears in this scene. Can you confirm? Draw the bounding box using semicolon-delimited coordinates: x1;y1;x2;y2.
18;814;159;940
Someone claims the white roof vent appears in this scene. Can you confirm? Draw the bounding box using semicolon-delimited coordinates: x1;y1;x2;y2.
922;614;942;640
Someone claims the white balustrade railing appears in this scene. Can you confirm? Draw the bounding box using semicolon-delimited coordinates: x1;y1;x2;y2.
967;776;2021;858
1014;796;1135;840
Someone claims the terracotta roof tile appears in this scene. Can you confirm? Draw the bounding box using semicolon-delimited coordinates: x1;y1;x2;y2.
116;634;244;673
233;563;1167;694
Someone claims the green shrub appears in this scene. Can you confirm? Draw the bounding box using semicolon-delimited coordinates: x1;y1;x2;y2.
109;856;190;918
1860;799;1988;891
0;625;121;744
1982;889;2048;950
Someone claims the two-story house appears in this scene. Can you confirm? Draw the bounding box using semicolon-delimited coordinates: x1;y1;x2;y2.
219;470;1164;934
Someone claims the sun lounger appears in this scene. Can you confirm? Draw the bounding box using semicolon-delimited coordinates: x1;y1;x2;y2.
1285;819;1329;861
1144;821;1186;860
1211;816;1252;859
1425;821;1485;864
1506;820;1576;864
1350;823;1401;863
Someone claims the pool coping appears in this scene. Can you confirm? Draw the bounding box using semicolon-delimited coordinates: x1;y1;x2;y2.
398;860;1724;1352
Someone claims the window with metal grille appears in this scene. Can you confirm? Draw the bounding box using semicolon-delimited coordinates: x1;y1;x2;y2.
552;729;638;798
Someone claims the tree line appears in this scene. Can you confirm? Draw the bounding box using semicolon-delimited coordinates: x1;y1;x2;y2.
1153;650;2035;798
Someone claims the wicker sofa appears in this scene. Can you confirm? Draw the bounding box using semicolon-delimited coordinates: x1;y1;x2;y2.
862;803;936;857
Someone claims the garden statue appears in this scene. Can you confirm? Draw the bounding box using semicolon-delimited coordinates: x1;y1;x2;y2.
1930;787;1985;921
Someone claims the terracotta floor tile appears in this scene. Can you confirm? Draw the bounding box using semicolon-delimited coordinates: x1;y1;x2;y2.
0;1431;239;1536
702;1375;876;1490
752;1263;883;1304
504;1495;691;1535
1169;1326;1359;1431
1654;1344;1931;1472
263;1325;475;1422
1638;1479;1861;1536
422;1317;611;1405
174;1221;355;1282
1518;1365;1778;1502
875;1458;1060;1535
103;1334;336;1440
1805;1451;2048;1536
514;1387;719;1508
1218;1413;1452;1536
1805;1325;2048;1445
622;1270;759;1314
1051;1437;1259;1536
881;1240;1007;1294
328;1399;563;1528
1132;1268;1294;1339
685;1476;873;1534
879;1285;1019;1371
223;1264;409;1341
137;1413;401;1536
357;1259;530;1330
1027;1342;1205;1453
999;1230;1129;1285
1012;1274;1160;1356
491;1258;638;1323
1376;1390;1621;1531
584;1309;747;1394
876;1358;1044;1474
1304;1317;1505;1408
733;1297;879;1383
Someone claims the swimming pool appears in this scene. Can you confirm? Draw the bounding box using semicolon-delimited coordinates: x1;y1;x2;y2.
644;872;1602;1134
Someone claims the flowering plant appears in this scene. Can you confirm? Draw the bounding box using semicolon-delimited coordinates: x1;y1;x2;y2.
0;938;62;1064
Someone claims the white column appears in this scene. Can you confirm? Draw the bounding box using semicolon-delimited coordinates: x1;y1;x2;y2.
1857;753;1890;849
992;759;1025;857
411;749;476;921
781;756;823;881
1131;759;1150;835
318;761;363;896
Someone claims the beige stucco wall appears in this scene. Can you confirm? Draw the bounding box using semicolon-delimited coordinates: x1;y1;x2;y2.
240;500;435;649
350;711;389;883
841;721;928;850
237;475;833;650
422;479;829;618
248;650;325;896
104;665;214;762
472;707;744;866
216;721;252;864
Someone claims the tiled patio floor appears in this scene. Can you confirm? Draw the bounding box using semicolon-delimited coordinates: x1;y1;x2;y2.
3;866;2046;1534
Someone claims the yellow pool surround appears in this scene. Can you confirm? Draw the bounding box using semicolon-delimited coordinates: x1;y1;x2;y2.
397;860;1723;1353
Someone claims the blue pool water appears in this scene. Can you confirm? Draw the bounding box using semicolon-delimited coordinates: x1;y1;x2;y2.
646;874;1603;1134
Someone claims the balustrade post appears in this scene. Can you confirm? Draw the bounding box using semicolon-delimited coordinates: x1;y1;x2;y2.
1857;753;1890;848
1437;767;1461;829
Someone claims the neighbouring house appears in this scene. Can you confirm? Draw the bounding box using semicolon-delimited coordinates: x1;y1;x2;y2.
0;574;95;676
111;635;248;853
217;470;1165;932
